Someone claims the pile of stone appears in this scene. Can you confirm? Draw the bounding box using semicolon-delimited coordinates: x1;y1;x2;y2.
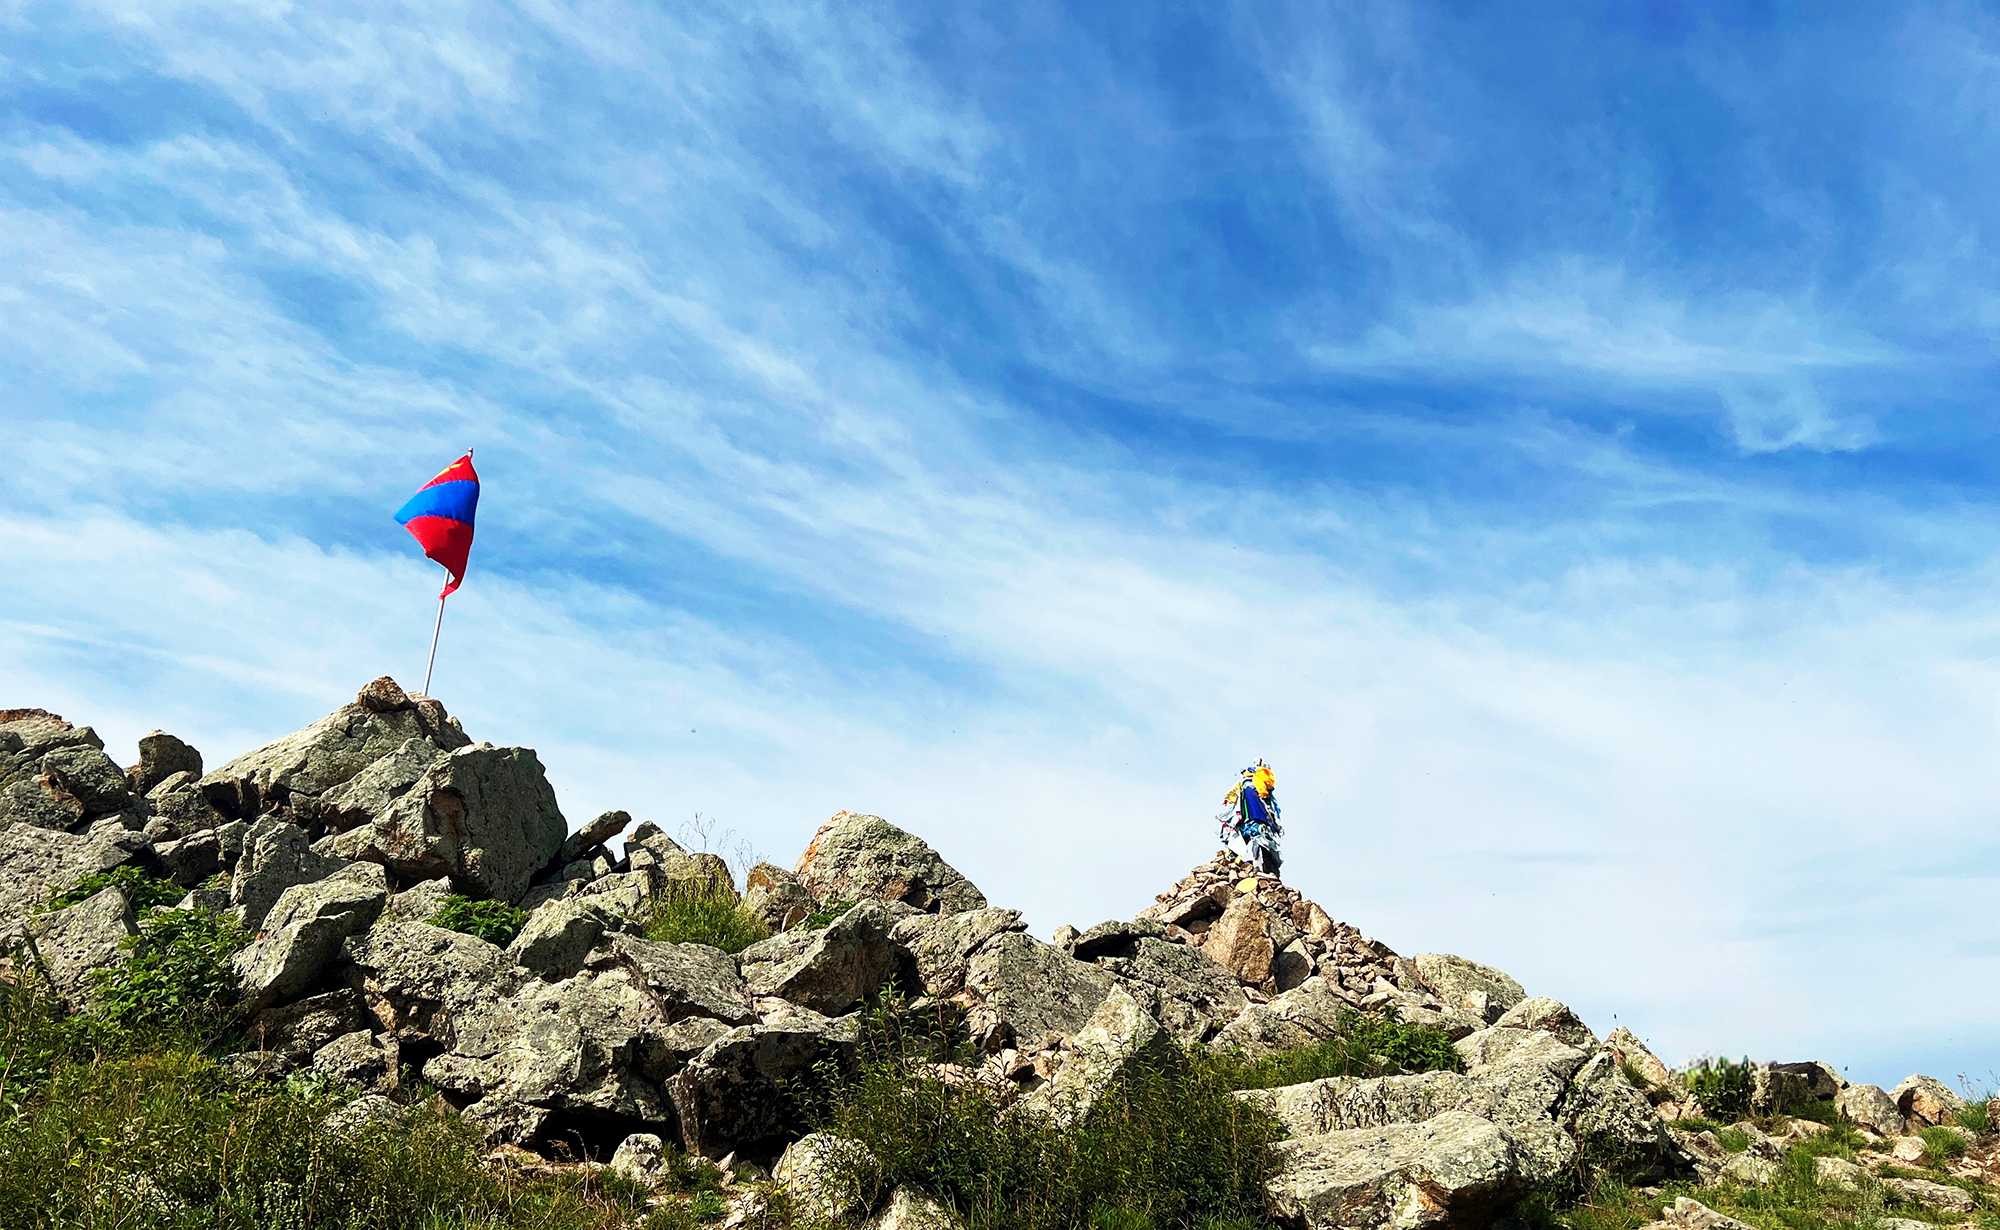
3;683;1993;1230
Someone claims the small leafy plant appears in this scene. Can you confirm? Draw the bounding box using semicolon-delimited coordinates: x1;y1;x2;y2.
1685;1056;1755;1120
91;906;251;1037
797;898;858;931
428;895;528;946
47;865;184;912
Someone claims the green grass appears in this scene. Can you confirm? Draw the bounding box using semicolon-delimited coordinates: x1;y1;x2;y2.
1684;1056;1755;1120
428;896;529;947
803;998;1283;1230
48;865;188;912
795;899;857;931
644;881;770;954
1217;1008;1465;1090
1919;1125;1969;1168
1956;1099;1994;1134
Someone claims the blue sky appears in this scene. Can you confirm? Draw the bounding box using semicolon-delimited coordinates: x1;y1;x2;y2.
2;1;1996;1089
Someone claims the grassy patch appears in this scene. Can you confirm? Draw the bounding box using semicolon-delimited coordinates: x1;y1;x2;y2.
48;865;187;912
1956;1099;1994;1134
1716;1127;1751;1154
428;895;529;947
1218;1009;1465;1090
805;998;1282;1230
795;899;857;931
644;882;769;955
1684;1057;1754;1121
1919;1125;1969;1168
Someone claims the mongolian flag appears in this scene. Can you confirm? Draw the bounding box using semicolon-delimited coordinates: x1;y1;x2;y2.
395;452;479;596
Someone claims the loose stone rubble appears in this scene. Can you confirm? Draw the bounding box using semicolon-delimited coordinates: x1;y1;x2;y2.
5;684;1997;1230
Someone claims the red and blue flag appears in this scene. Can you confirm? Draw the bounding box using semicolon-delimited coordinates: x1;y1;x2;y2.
395;452;479;596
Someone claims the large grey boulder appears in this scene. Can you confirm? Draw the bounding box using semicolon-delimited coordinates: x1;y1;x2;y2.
1892;1074;1968;1127
1266;1111;1523;1230
1412;954;1524;1024
340;921;515;1046
198;679;469;820
1094;934;1249;1048
233;865;391;1012
507;898;639;981
1492;997;1596;1050
961;931;1116;1051
1015;985;1179;1129
232;819;350;928
0;823;149;945
26;886;136;1006
891;907;1027;997
313;739;440;832
328;745;566;905
668;1016;862;1160
1884;1177;1978;1214
1836;1083;1903;1136
1208;976;1355;1062
608;935;756;1026
741;861;820;932
248;988;375;1061
1236;1071;1478;1139
311;1029;397;1094
129;731;203;796
774;1133;881;1224
559;809;632;864
794;812;986;915
1563;1050;1676;1179
739;900;897;1016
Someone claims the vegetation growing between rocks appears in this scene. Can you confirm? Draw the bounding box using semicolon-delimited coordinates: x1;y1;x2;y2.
93;906;251;1038
47;865;186;912
804;999;1282;1230
429;895;531;947
644;881;769;954
1217;1007;1465;1090
1685;1056;1755;1119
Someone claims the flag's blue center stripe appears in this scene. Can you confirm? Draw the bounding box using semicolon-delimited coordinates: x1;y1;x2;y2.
395;479;479;527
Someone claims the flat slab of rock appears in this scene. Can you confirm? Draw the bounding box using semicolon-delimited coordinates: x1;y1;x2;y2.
1015;984;1178;1128
0;824;149;946
739;900;896;1016
1412;954;1524;1024
234;865;390;1012
962;931;1115;1051
795;812;985;915
27;885;136;1005
1267;1110;1522;1230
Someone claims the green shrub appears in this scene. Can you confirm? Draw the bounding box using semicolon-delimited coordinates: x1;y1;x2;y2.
1219;1008;1464;1090
1920;1124;1968;1168
807;998;1282;1230
92;905;251;1039
1685;1056;1755;1120
645;882;769;954
48;865;184;912
428;895;528;947
1955;1098;1993;1134
1670;1116;1725;1135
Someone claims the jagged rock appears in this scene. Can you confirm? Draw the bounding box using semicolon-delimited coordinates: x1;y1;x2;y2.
147;778;228;838
1884;1176;1977;1213
794;812;985;915
233;865;390;1012
1203;893;1277;985
1065;919;1166;961
1413;954;1523;1024
0;774;85;831
427;963;680;1139
1096;935;1249;1047
312;1029;397;1093
324;1094;408;1137
0;711;101;785
340;921;515;1046
891;907;1027;997
1814;1155;1867;1189
865;1186;958;1230
961;931;1116;1051
1836;1083;1903;1136
232;819;351;929
1892;1074;1967;1127
1565;1051;1675;1178
612;1132;667;1185
609;935;756;1026
775;1133;881;1224
37;744;137;822
248;988;374;1060
1015;985;1178;1128
380;876;454;925
507;898;639;981
0;823;149;945
1209;976;1351;1061
741;861;820;932
1663;1197;1756;1230
1266;1111;1522;1230
129;731;202;796
739;900;897;1016
560;809;631;864
1769;1061;1843;1100
199;683;469;820
669;1017;862;1160
328;745;566;905
155;830;223;887
313;739;440;833
1604;1027;1672;1088
1493;997;1596;1049
1887;1134;1928;1163
26;885;135;1005
1720;1152;1777;1185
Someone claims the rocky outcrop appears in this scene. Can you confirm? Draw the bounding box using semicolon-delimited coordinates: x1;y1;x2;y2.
1267;1111;1523;1230
738;900;899;1015
1013;984;1179;1128
669;1017;862;1160
795;812;986;915
0;822;148;946
26;885;136;1005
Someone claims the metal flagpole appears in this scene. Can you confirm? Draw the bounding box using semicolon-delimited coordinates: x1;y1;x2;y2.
421;566;448;696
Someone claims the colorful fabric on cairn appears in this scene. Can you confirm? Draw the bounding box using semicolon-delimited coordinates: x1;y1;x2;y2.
395;452;479;596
